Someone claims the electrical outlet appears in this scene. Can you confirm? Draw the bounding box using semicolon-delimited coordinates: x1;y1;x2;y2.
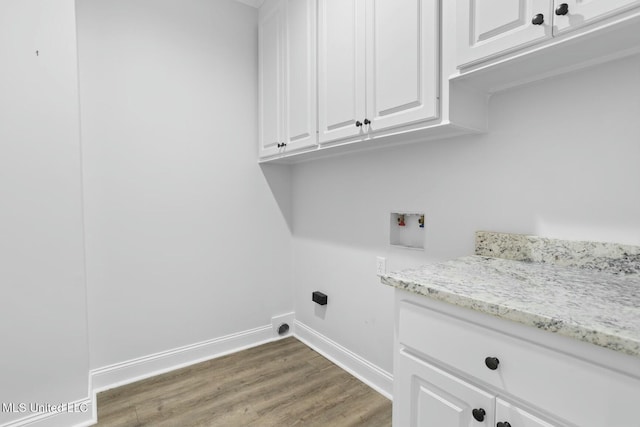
376;256;386;276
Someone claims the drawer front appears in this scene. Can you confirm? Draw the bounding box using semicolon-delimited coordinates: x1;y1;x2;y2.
398;300;640;427
495;398;556;427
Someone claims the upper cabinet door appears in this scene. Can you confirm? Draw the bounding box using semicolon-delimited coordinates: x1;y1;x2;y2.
259;0;317;158
318;0;367;143
283;0;317;151
458;0;554;67
258;1;284;157
366;0;439;132
553;0;640;34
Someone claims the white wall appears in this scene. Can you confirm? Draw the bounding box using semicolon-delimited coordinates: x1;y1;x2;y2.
76;0;293;370
291;54;640;376
3;2;638;423
0;0;90;425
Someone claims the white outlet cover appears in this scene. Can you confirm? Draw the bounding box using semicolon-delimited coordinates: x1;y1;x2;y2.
376;256;386;276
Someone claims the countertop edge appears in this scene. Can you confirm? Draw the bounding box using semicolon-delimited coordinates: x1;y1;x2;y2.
381;274;640;359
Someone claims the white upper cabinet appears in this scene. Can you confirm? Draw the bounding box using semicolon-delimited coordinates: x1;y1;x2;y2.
259;0;487;162
259;0;317;158
458;0;640;69
366;0;439;133
318;0;440;144
457;0;553;67
317;0;367;143
553;0;640;34
258;1;284;157
284;0;317;150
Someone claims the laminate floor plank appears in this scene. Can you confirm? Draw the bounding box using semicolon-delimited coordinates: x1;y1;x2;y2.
95;337;391;426
133;350;317;425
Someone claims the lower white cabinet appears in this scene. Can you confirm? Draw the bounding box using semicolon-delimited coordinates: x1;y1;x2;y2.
395;349;495;426
395;350;553;427
393;290;640;427
495;398;555;427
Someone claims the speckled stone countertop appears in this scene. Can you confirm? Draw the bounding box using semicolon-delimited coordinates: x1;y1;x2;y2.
381;232;640;358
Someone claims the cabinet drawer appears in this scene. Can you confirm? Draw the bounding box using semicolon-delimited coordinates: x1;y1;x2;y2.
398;300;640;427
495;398;555;427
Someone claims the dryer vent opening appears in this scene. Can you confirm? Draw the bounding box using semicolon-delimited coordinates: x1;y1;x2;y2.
277;323;290;336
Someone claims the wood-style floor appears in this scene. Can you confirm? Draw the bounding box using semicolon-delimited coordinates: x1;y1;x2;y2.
95;337;392;426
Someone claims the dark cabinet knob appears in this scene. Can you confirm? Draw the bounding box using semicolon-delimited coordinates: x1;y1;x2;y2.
497;422;512;427
277;142;287;148
555;3;569;15
472;408;486;422
364;118;371;125
484;357;500;370
532;13;544;25
355;120;363;127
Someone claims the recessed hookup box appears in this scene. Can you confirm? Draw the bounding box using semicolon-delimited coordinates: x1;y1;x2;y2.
390;212;425;249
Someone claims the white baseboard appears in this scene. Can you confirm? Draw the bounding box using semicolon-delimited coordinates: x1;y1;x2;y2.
90;325;274;393
293;320;393;400
84;324;276;426
2;319;392;427
84;325;274;427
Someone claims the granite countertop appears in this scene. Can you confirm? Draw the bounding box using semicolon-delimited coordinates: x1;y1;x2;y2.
381;232;640;358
